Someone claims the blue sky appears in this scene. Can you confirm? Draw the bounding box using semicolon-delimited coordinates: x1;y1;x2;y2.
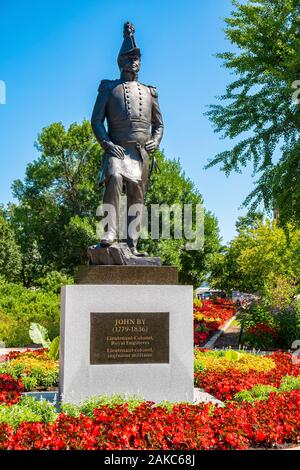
0;0;256;244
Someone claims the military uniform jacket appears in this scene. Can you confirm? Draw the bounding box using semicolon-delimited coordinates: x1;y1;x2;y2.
91;79;164;185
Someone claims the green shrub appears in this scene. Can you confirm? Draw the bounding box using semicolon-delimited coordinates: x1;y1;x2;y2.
224;349;241;362
0;396;57;429
0;278;60;346
275;307;300;349
237;304;275;331
21;376;38;391
237;305;277;349
60;402;81;418
238;302;300;350
36;270;74;295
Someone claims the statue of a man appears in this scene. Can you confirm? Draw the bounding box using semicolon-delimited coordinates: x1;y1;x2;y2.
91;22;164;256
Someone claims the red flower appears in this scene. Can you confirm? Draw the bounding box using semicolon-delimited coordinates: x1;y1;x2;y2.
1;389;300;450
196;351;300;401
194;298;236;347
0;387;299;450
0;374;24;406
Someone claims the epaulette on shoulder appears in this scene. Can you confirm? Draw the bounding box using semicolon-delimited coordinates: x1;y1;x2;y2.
148;85;158;98
98;79;118;93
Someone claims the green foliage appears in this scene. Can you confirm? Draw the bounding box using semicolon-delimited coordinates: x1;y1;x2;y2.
36;270;74;294
29;323;51;348
48;336;60;361
194;358;205;374
0;213;22;282
194;347;275;373
234;384;278;403
224;349;240;362
233;375;300;402
210;220;300;293
193;293;202;308
61;395;181;418
0;353;59;391
10;121;221;287
238;304;277;349
210;218;300;350
154;401;175;413
194;348;227;374
238;301;300;349
141;151;221;286
264;274;298;310
0;396;57;429
61;394;145;417
29;322;60;359
206;0;300;224
275;306;300;348
237;304;275;330
10;121;101;285
21;376;38;390
279;375;300;393
0;278;60;346
235;212;264;232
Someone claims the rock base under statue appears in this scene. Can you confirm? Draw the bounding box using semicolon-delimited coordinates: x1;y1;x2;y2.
87;242;161;266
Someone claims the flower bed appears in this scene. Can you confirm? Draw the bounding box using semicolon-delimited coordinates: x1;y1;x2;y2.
1;343;300;449
195;351;300;401
194;298;236;346
237;303;300;350
0;349;58;392
194;348;276;374
0;391;299;450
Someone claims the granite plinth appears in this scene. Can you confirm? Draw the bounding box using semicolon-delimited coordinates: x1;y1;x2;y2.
60;284;194;404
76;265;178;285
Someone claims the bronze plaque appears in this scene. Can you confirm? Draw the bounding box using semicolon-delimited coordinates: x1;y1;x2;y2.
90;312;169;364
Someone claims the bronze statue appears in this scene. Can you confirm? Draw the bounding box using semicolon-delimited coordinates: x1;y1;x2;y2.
91;22;164;257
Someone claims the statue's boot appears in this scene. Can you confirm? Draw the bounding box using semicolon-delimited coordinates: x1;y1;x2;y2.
130;246;148;257
100;233;116;246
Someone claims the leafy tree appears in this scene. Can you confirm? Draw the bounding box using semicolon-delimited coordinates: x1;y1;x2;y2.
235;211;264;232
0;211;22;282
210;219;300;293
10;121;221;286
10;121;102;285
206;0;300;224
263;274;298;310
141;151;221;285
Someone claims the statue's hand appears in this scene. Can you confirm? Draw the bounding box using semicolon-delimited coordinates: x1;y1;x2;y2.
106;142;125;160
145;140;158;153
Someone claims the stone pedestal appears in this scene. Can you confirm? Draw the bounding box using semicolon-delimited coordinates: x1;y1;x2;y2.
60;283;193;404
75;265;178;285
